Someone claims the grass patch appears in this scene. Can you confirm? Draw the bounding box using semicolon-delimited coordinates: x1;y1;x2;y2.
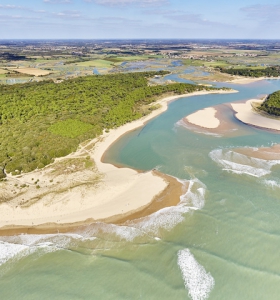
48;119;93;138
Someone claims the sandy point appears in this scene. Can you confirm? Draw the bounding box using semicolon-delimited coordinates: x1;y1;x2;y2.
231;99;280;131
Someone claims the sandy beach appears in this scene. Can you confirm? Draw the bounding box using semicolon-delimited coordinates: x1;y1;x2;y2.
231;99;280;131
0;89;237;232
228;77;266;85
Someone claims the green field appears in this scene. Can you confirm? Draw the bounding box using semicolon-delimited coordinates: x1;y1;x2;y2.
75;59;115;68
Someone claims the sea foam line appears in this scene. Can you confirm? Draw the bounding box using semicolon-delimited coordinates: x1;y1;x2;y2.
130;177;207;236
209;149;280;177
177;248;215;300
0;178;207;269
0;233;97;271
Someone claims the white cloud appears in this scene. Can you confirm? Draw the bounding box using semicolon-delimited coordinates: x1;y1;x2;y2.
0;5;23;9
52;10;82;18
241;4;280;22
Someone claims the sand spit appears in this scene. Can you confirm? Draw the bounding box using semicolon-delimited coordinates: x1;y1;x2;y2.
228;77;266;85
231;99;280;131
228;76;280;85
0;89;236;232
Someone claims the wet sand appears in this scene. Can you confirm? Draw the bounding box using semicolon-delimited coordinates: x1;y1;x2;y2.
181;103;250;137
234;144;280;161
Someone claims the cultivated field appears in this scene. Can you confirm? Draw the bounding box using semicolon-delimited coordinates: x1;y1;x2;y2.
8;68;51;76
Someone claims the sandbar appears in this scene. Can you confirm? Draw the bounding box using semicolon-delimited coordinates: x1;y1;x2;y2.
234;144;280;161
228;77;266;85
185;107;220;129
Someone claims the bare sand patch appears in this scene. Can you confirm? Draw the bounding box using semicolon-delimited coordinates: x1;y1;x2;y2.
228;77;266;85
186;107;220;129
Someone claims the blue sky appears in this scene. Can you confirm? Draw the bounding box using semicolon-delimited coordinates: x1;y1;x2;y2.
0;0;280;39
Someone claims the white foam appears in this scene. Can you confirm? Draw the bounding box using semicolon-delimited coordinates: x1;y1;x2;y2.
180;179;206;209
0;233;98;271
131;178;206;236
177;249;215;300
0;179;208;268
0;242;29;266
263;179;280;189
209;149;280;177
176;120;221;137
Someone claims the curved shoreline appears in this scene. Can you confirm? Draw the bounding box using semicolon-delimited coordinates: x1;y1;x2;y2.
231;99;280;131
0;89;237;234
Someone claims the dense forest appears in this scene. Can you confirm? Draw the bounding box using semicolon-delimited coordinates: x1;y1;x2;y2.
0;71;216;178
217;66;280;78
260;90;280;116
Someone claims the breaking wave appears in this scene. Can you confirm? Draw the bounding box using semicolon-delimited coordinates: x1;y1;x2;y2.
263;179;280;189
0;233;96;275
127;177;207;236
209;149;280;177
177;248;215;300
0;178;207;272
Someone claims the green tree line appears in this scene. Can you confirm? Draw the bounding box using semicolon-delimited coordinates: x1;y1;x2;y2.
0;71;215;177
260;90;280;116
217;66;280;78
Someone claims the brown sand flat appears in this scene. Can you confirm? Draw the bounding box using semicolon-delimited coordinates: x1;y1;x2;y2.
234;144;280;161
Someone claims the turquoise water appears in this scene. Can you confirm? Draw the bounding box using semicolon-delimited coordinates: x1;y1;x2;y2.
1;79;280;299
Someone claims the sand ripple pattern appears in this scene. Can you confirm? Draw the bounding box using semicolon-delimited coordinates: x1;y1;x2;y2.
177;249;215;300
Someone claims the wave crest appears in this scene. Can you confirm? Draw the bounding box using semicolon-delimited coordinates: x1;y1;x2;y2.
209;149;280;177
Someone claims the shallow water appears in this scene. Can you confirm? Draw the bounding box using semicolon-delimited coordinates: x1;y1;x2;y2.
1;79;280;299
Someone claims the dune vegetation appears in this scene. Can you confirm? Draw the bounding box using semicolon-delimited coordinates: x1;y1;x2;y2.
0;71;216;178
217;66;280;78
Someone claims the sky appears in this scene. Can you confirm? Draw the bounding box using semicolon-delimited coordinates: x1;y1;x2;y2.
0;0;280;39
